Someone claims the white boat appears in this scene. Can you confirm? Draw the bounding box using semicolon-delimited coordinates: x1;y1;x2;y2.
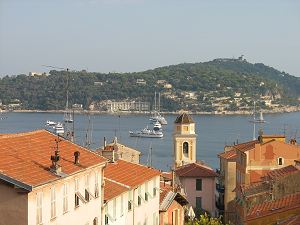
153;121;162;131
150;112;167;125
150;92;167;125
129;127;163;138
249;101;266;124
54;123;65;135
46;120;57;126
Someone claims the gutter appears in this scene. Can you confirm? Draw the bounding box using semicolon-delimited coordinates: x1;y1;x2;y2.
0;173;32;191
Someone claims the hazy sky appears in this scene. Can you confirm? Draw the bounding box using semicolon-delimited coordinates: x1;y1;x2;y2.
0;0;300;76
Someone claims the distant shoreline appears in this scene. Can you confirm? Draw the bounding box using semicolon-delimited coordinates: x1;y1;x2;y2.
3;105;300;116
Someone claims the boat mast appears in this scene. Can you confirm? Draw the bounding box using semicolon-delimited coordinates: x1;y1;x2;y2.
252;101;256;140
154;91;157;111
158;92;160;112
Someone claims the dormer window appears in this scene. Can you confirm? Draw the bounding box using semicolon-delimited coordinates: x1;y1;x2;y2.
183;142;189;157
278;157;284;165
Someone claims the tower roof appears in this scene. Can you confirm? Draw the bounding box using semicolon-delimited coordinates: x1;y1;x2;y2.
174;113;194;124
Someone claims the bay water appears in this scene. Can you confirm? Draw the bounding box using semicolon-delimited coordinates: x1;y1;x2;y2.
0;112;299;171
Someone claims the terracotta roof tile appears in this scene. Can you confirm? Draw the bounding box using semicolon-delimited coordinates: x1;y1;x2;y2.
161;172;172;181
104;159;161;188
0;130;106;188
218;149;237;160
232;140;259;152
160;182;173;204
246;193;300;221
263;165;299;180
175;163;218;177
104;178;129;201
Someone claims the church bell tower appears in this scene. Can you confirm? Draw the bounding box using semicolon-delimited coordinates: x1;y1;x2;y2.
173;113;197;168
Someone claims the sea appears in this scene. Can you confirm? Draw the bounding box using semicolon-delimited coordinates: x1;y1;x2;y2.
0;111;300;171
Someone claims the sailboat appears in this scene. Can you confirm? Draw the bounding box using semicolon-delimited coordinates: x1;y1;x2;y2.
149;92;167;125
64;79;73;123
249;101;266;124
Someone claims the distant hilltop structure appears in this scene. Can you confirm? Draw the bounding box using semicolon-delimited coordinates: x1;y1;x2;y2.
29;71;48;76
215;55;246;62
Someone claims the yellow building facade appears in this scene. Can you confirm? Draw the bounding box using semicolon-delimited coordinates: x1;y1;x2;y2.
173;113;197;168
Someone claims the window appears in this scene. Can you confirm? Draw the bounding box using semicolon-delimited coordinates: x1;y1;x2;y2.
183;142;189;157
113;198;116;219
196;179;202;191
50;187;56;219
121;194;124;216
36;192;43;225
105;215;109;225
75;178;80;207
153;178;157;197
85;174;90;202
138;186;142;206
63;183;68;213
196;197;202;209
278;157;284;165
128;191;132;211
183;126;189;132
95;172;99;198
172;209;179;225
145;181;148;201
93;217;98;225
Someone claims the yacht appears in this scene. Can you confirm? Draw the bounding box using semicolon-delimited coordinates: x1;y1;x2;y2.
150;92;167;125
54;123;65;135
46;120;57;126
153;121;162;131
129;126;163;138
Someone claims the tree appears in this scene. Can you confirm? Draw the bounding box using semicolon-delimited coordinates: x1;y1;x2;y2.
185;213;228;225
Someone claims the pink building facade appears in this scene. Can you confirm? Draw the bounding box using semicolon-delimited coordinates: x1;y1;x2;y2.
175;163;218;216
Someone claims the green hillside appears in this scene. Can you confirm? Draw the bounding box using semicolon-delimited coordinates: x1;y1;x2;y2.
0;58;299;112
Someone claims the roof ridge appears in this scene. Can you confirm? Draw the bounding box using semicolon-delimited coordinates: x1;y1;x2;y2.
104;177;130;189
118;159;159;172
0;129;45;139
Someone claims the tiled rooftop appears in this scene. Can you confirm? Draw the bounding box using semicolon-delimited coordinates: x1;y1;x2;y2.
175;163;218;177
104;178;129;201
0;130;106;189
246;193;300;220
104;159;161;188
232;140;259;152
263;165;299;180
218;149;237;160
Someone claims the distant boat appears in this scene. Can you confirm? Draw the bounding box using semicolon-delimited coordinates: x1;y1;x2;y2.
153;121;162;131
150;92;167;125
54;123;65;135
46;120;57;126
249;101;266;124
150;112;167;125
129;126;163;138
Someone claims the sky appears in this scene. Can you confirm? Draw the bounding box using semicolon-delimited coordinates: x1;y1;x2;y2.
0;0;300;76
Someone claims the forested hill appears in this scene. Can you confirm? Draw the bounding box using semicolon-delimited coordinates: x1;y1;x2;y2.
0;58;299;111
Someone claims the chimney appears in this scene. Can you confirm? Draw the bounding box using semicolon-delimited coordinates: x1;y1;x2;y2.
290;138;297;145
104;137;107;148
74;151;80;165
172;170;175;191
50;137;62;174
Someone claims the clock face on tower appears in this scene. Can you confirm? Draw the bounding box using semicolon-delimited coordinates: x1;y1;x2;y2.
183;142;189;157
